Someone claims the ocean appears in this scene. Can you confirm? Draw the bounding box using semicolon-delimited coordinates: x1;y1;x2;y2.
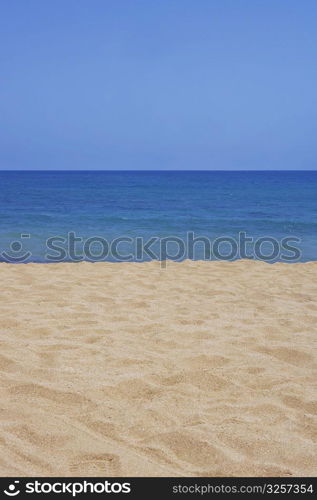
0;170;316;263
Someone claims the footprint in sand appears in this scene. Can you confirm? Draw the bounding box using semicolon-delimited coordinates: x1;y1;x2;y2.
69;453;121;475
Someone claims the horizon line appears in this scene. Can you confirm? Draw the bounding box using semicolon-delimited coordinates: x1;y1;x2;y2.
0;169;316;173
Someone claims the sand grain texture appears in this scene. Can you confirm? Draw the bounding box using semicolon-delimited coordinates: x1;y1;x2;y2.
0;260;316;476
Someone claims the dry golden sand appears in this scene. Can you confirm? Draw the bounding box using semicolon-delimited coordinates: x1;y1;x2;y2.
0;260;316;477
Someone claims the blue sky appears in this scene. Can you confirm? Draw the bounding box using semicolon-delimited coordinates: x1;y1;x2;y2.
0;0;316;170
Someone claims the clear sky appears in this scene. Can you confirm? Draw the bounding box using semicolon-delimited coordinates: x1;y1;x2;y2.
1;0;316;170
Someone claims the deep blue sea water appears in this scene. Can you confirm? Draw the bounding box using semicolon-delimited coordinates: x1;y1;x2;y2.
0;171;316;263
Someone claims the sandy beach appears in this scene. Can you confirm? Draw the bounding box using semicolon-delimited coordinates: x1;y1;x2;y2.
0;260;316;477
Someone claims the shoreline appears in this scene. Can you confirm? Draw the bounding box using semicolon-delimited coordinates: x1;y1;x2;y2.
1;258;316;266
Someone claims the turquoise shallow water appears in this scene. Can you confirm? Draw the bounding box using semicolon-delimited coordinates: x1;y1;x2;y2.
0;170;316;262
